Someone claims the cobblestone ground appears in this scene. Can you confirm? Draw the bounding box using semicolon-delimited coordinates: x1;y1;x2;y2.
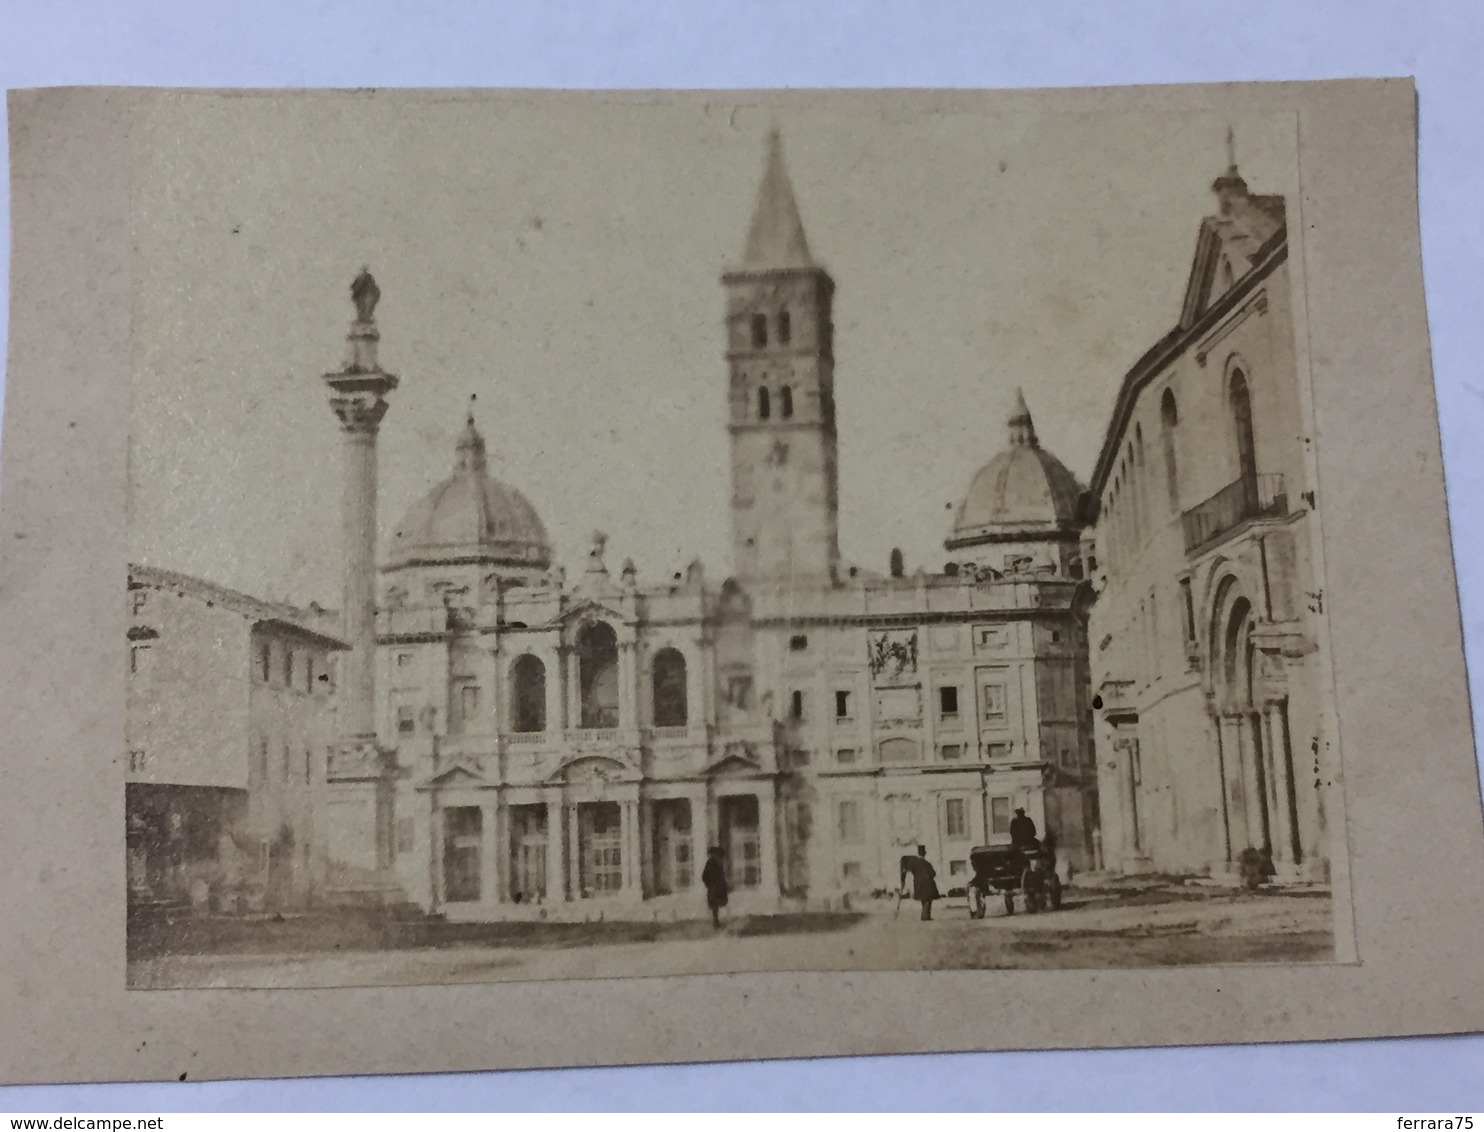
128;878;1336;989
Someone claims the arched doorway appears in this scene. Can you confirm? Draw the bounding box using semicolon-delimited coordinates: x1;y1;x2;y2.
1212;583;1277;861
577;622;620;729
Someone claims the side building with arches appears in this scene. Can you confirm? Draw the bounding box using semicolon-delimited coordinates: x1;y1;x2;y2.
1084;152;1335;882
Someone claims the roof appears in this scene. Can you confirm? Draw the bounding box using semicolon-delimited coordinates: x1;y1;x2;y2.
386;410;553;571
1087;168;1288;501
738;127;815;270
128;563;346;648
947;391;1085;548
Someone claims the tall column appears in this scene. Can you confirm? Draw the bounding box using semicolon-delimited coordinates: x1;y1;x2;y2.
1209;708;1233;864
543;787;565;902
618;639;640;741
479;800;498;906
1219;715;1248;852
692;785;712;865
622;793;640;895
757;784;779;900
321;271;402;900
1263;704;1294;872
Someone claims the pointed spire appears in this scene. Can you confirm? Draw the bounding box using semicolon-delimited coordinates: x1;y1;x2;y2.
455;394;487;474
1008;387;1038;447
1212;124;1248;215
741;127;814;269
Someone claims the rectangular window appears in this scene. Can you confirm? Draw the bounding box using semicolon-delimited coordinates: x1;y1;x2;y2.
939;743;963;761
835;690;853;720
789;690;806;721
986;741;1013;761
938;685;959;719
258;644;272;683
284;649;295;689
397;706;416;735
460;685;480;725
949;859;968;877
835;748;857;765
981;681;1008;728
990;796;1012;836
281;743;291;782
304;747;314;785
945;797;968;839
841;861;862;880
253;737;268;783
837;799;863;844
397;652;414;669
727;676;753;710
785;749;811;769
789;634;808;652
303;655;314;692
127;749;146;773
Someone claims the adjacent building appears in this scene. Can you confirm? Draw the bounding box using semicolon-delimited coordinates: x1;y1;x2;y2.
1084;151;1333;882
125;564;345;909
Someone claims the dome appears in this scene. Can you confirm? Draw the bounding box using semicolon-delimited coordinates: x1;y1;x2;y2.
386;410;553;571
947;390;1084;549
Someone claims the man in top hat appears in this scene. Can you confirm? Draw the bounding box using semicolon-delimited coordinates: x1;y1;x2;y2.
899;844;940;921
1009;807;1039;851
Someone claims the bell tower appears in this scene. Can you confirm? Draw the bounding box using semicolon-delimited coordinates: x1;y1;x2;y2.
723;128;841;588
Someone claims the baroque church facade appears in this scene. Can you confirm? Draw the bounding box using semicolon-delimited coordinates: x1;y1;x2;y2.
320;131;1101;919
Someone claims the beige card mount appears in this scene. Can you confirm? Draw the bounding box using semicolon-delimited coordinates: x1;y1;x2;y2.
1;79;1481;1085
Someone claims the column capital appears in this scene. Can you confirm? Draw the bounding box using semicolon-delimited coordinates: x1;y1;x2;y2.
329;392;392;435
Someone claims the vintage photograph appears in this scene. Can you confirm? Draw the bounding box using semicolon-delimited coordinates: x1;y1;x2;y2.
121;95;1345;989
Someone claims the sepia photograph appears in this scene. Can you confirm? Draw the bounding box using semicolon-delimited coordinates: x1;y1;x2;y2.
118;94;1347;990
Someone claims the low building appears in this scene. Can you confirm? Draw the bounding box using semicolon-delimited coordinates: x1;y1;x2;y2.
1084;152;1333;881
126;564;345;909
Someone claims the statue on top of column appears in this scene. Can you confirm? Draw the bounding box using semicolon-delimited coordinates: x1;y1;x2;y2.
351;268;380;323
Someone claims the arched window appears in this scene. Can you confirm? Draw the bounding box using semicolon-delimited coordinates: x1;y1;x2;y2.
1133;426;1147;543
577;622;619;729
1229;370;1258;508
651;647;688;727
778;309;792;345
510;654;546;733
758;386;771;420
1160;389;1180;512
751;313;768;349
780;385;794;419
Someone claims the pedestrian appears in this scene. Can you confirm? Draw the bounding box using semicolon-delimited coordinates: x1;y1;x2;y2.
899;844;940;921
1009;807;1038;851
701;845;729;929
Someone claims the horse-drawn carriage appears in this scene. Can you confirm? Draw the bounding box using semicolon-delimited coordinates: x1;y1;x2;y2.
965;840;1063;918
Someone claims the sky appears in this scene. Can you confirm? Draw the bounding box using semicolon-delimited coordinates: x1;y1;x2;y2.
126;93;1299;607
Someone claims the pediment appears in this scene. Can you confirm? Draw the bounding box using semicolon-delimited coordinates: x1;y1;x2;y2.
547;754;639;786
418;760;489;790
544;597;628;629
1178;219;1227;328
704;742;765;777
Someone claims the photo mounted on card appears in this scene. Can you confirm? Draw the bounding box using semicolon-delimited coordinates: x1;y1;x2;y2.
2;81;1481;1083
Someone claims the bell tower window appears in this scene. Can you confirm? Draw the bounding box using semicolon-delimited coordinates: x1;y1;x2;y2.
751;313;768;349
780;385;794;419
778;309;792;345
758;386;771;420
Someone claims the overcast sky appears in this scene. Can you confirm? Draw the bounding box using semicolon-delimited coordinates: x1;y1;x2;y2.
127;93;1298;607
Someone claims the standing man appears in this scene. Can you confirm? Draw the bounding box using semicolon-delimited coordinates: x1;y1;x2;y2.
702;845;729;930
900;844;940;922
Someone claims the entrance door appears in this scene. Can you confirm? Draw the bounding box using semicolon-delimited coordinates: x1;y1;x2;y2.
719;794;761;889
509;804;548;903
442;807;483;903
578;801;623;895
651;799;693;895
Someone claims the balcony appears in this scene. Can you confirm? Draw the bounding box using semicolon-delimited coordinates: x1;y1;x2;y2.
1181;473;1288;556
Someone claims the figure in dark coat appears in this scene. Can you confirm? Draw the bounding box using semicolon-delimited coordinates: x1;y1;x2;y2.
1009;808;1038;851
701;846;729;929
900;845;940;921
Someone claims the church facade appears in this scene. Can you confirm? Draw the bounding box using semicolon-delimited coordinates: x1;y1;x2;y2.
1084;151;1336;882
329;131;1101;919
